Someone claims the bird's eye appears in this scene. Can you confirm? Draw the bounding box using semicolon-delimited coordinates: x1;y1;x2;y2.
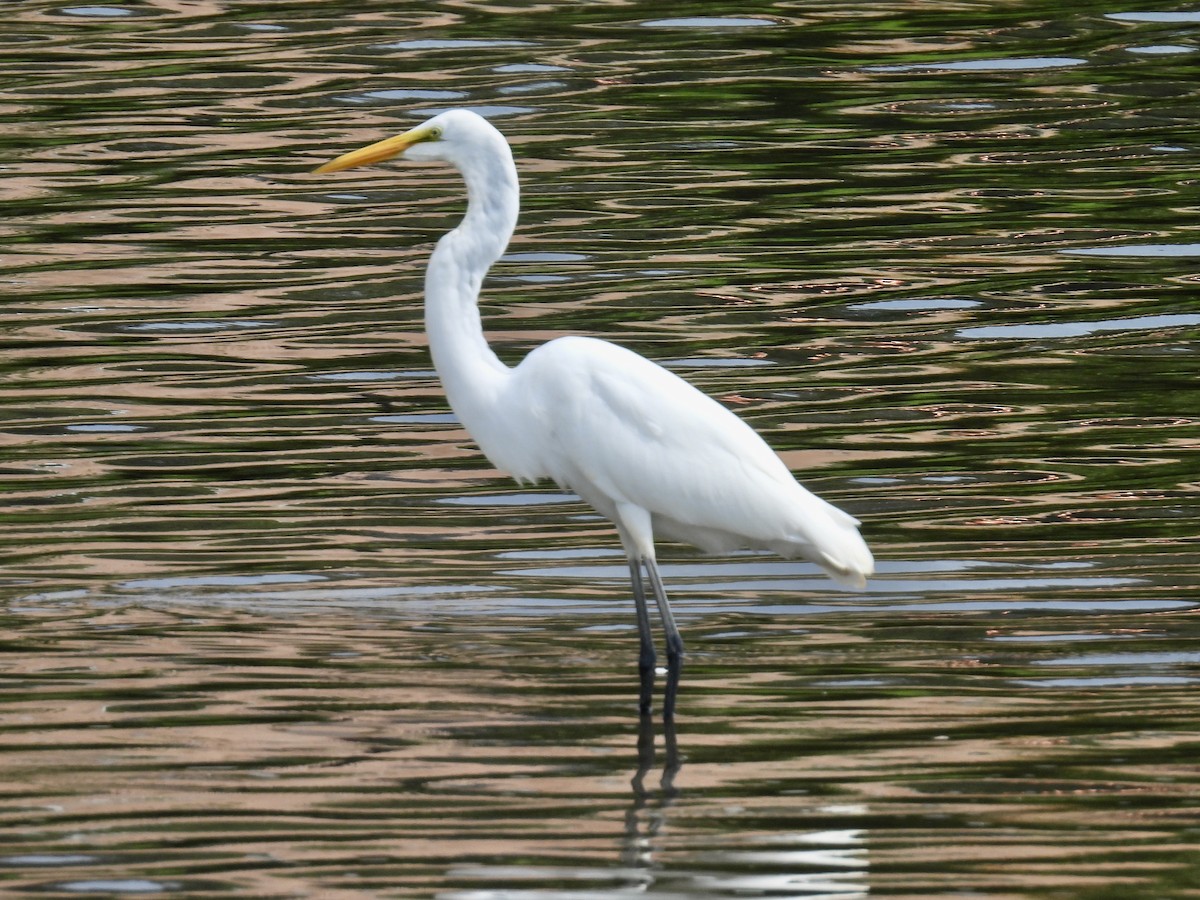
428;127;443;140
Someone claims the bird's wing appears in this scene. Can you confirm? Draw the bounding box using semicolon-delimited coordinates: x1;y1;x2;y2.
514;336;852;548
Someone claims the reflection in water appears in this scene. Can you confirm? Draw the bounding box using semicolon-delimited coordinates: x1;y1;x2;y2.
623;714;680;890
3;596;1196;897
446;713;872;898
2;0;1200;896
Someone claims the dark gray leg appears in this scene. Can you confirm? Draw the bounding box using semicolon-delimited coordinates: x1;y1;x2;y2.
643;557;683;666
644;557;684;720
629;559;656;715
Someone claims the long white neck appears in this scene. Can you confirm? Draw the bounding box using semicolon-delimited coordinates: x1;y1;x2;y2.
423;135;519;431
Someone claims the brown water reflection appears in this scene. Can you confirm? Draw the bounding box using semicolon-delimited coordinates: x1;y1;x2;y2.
3;0;1200;896
1;596;1198;897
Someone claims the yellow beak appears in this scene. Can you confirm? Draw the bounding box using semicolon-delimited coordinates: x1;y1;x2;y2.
313;125;435;174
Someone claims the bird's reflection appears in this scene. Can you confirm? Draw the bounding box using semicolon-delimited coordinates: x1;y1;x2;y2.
623;708;681;872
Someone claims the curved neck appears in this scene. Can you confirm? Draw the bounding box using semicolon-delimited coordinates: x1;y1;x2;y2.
424;135;520;425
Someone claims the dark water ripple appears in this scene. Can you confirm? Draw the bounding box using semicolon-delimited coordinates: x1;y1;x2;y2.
1;0;1199;896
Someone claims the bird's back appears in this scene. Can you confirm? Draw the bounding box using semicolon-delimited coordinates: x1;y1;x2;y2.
504;336;873;587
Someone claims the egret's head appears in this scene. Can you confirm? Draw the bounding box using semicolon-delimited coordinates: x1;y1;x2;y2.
314;109;503;174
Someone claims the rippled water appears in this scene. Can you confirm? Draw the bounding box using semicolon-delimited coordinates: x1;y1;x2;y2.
2;1;1199;897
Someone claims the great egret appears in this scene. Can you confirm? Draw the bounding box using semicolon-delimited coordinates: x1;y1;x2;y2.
315;109;873;718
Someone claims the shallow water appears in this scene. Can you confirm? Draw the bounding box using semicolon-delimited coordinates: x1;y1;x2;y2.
2;1;1199;897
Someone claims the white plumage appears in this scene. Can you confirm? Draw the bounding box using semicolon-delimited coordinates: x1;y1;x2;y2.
316;109;874;716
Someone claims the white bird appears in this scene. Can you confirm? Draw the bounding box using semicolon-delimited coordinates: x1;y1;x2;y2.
315;110;873;717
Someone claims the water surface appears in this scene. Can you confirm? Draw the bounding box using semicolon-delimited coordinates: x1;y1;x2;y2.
1;0;1198;896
